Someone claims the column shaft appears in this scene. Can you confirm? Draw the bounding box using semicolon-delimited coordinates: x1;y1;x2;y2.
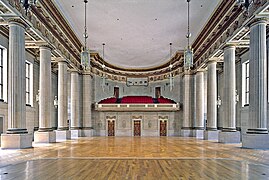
82;74;92;128
7;21;27;134
223;46;236;131
71;71;80;129
248;19;268;134
39;46;52;131
206;61;217;130
182;74;192;129
195;71;204;129
58;61;68;130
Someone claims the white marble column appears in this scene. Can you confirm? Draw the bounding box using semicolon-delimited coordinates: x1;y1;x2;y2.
82;73;94;137
204;59;219;140
194;70;205;138
1;20;32;149
219;45;240;143
34;45;56;143
56;60;71;141
70;70;81;138
242;18;269;149
181;72;194;137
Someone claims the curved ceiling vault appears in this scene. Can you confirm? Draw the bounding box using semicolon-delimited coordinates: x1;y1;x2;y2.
54;0;221;69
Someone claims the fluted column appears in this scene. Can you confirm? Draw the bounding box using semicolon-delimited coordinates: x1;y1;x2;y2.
34;45;56;143
38;45;53;131
181;72;194;137
55;60;71;141
223;45;236;131
219;45;240;143
6;20;27;134
206;60;217;130
82;73;93;136
71;70;80;130
247;19;268;134
242;18;269;149
195;70;204;130
58;61;68;130
1;20;32;149
204;59;219;140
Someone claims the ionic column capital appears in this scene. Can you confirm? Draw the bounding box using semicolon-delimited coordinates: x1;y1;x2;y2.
248;17;268;28
8;18;28;28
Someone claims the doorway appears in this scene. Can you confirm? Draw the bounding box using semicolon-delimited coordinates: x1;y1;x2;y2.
114;87;119;98
160;120;167;136
107;120;115;136
155;87;161;98
133;120;141;136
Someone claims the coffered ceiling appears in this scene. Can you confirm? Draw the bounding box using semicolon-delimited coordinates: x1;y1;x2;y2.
54;0;221;69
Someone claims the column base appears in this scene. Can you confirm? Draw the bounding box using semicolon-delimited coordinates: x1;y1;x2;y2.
1;134;32;149
181;129;193;137
218;131;241;143
56;130;71;141
71;129;82;139
204;130;219;140
193;129;204;139
81;129;94;137
34;131;56;143
242;133;269;149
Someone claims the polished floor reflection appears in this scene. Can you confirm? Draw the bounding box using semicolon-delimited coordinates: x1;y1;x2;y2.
0;137;269;179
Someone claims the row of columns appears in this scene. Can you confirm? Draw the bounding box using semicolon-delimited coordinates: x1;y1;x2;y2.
182;18;268;147
1;19;93;148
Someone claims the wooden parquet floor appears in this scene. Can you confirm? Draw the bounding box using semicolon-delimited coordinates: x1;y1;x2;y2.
0;137;269;179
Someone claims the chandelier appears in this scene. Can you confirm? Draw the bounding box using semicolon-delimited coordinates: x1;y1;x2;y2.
169;43;174;91
81;0;90;70
20;0;37;15
101;43;106;92
184;0;193;70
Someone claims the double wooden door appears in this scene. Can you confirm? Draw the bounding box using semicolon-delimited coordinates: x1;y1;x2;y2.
160;120;167;136
133;120;141;136
108;120;115;136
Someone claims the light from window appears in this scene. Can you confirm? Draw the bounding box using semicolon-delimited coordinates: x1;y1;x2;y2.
0;48;3;101
25;61;31;106
245;62;249;105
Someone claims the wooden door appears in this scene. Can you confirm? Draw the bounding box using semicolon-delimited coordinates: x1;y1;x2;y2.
108;120;115;136
114;87;119;98
155;87;161;98
133;120;141;136
160;120;167;136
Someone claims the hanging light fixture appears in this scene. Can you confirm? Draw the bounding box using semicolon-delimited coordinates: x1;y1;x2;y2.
236;0;250;11
20;0;37;15
101;43;106;92
169;43;174;91
81;0;90;70
184;0;193;70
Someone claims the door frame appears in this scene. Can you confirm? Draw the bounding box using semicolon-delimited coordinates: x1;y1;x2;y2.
106;119;116;136
132;119;142;137
158;119;168;136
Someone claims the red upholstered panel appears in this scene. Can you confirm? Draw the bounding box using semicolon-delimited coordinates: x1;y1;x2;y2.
99;97;117;104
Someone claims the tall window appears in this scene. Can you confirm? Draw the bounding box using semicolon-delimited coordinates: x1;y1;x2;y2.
0;48;3;101
242;61;249;107
26;61;31;105
245;62;249;105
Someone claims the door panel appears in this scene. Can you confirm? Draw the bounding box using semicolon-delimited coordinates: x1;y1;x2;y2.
108;120;115;136
160;120;167;136
133;120;141;136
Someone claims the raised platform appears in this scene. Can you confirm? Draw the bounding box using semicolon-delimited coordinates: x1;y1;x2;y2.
1;134;32;149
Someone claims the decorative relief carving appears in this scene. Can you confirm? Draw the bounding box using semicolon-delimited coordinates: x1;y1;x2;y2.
132;115;142;119
106;116;116;119
159;116;168;120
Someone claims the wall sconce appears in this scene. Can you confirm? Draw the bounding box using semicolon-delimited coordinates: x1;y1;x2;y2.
235;90;239;103
54;96;58;108
217;95;222;108
36;90;40;104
